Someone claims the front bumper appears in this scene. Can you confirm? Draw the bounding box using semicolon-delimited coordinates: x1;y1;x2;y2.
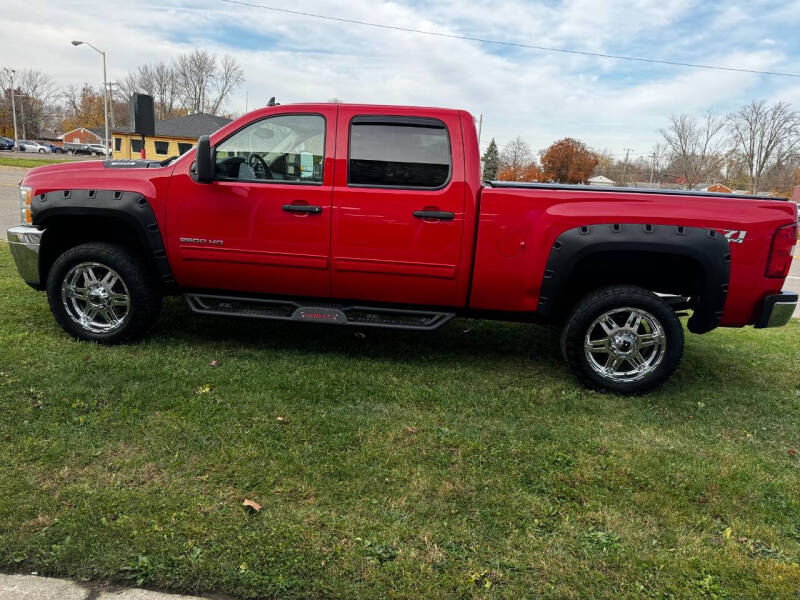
7;225;44;289
754;291;798;328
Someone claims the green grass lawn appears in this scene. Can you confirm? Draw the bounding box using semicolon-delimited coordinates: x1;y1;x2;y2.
0;156;82;169
0;247;799;599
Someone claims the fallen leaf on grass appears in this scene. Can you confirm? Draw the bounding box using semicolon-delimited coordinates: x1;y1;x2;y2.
209;360;218;367
276;416;289;424
196;384;212;394
242;499;262;512
789;449;797;457
405;426;418;434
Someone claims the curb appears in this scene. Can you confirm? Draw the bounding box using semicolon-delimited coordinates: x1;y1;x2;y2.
0;574;228;600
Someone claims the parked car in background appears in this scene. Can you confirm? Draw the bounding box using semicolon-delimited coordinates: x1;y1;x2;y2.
16;141;51;153
0;137;14;151
63;143;92;155
87;143;110;157
37;142;66;154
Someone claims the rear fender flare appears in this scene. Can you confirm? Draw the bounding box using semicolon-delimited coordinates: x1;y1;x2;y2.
538;223;731;334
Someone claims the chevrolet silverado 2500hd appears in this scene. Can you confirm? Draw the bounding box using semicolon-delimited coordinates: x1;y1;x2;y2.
7;103;798;393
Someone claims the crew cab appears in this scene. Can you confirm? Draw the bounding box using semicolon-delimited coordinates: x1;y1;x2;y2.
7;103;798;393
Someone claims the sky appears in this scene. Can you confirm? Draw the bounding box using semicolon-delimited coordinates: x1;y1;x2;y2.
3;0;800;161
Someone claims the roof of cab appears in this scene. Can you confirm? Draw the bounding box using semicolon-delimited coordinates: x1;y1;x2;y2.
243;102;468;119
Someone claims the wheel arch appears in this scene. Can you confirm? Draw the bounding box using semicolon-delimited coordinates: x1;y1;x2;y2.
538;223;731;334
33;189;175;291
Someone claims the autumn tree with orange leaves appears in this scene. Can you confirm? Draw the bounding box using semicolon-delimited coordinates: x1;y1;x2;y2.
540;138;598;184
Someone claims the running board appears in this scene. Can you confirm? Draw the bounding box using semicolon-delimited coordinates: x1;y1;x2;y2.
184;293;454;331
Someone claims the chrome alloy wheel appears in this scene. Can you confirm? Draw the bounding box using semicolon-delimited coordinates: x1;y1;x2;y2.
584;307;667;383
61;262;131;333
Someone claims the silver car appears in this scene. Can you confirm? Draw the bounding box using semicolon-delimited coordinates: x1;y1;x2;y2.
17;140;51;153
87;144;110;157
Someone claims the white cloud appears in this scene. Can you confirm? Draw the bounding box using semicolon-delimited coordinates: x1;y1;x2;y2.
1;0;798;157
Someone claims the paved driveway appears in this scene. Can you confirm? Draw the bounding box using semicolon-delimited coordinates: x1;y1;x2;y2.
788;246;800;318
0;166;24;238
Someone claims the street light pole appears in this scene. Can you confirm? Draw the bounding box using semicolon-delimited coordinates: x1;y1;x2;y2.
2;68;18;144
72;40;109;156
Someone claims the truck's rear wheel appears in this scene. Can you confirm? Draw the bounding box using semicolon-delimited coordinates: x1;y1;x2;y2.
46;242;161;344
561;286;684;394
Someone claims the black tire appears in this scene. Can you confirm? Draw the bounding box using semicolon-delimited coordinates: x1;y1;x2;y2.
38;148;45;153
46;242;162;344
560;285;684;394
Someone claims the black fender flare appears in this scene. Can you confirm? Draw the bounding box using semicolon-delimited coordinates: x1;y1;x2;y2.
537;223;731;334
31;189;175;288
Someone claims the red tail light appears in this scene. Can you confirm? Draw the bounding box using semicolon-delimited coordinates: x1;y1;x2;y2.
765;223;798;278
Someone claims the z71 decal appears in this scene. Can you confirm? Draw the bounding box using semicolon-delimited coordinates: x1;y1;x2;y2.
721;229;747;244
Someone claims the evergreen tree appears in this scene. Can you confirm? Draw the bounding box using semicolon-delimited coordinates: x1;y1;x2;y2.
482;138;499;180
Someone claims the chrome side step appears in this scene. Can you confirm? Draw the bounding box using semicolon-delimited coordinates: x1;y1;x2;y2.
184;294;454;331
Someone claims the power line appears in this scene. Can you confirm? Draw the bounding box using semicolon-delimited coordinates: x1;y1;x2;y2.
220;0;800;79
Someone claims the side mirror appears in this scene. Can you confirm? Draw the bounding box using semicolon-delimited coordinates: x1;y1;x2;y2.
193;135;214;183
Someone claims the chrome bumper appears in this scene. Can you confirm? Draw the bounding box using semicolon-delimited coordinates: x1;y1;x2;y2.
7;225;44;288
754;291;798;328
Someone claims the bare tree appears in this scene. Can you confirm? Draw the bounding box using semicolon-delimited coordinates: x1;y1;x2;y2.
2;70;59;138
120;51;242;118
209;55;244;115
727;100;800;193
152;62;178;119
119;62;179;120
660;111;729;189
760;151;800;197
499;136;532;172
174;50;218;114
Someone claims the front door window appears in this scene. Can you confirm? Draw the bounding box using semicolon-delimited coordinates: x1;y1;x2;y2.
215;114;325;183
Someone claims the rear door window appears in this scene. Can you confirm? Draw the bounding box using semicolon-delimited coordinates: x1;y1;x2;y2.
348;117;451;189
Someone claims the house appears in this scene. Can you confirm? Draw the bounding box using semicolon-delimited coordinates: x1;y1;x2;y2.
61;126;105;145
699;183;734;194
112;112;232;160
588;175;615;187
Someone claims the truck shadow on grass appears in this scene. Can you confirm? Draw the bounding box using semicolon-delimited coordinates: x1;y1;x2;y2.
146;298;748;397
152;297;566;368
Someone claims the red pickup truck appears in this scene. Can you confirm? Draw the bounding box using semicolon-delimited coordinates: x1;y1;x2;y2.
7;103;798;393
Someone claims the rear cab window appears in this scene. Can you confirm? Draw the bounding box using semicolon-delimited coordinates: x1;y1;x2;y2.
348;116;451;189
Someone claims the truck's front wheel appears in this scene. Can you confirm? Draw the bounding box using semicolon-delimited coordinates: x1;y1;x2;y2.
561;286;684;394
46;242;162;344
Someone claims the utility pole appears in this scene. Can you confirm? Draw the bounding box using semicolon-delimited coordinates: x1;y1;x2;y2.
2;68;18;144
105;82;120;130
14;94;27;139
648;147;659;186
621;147;633;186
